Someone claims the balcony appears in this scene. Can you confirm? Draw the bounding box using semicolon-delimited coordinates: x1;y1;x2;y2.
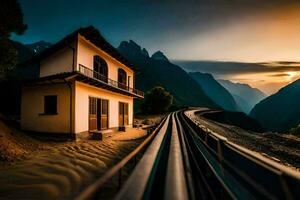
77;64;144;98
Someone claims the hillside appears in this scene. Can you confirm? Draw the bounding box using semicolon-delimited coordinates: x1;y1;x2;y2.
202;110;264;132
118;40;219;110
26;40;52;54
218;80;266;113
189;72;239;111
250;79;300;132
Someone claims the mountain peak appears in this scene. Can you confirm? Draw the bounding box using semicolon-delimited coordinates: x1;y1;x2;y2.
119;40;141;52
141;48;149;57
151;51;169;62
118;40;149;59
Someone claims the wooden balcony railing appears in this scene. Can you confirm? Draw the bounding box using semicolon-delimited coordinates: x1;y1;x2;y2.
77;64;144;97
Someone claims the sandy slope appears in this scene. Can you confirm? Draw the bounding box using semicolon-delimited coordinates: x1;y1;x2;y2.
0;120;147;200
0;120;53;163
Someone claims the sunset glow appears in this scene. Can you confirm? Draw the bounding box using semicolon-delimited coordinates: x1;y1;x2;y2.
230;72;300;95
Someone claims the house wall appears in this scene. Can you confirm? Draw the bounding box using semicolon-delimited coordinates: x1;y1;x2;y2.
74;81;133;134
39;45;74;77
21;84;71;133
76;35;134;88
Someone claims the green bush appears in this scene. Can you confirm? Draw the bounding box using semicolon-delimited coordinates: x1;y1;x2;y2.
141;86;173;114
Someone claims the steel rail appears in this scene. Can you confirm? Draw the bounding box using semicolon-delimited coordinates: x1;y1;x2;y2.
179;111;250;199
74;115;167;200
116;112;191;200
177;111;219;200
164;113;189;200
174;111;196;200
115;114;172;200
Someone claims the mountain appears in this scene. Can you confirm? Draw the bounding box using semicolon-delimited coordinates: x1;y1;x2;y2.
118;40;219;110
218;80;266;114
250;79;300;132
151;51;169;62
189;72;240;111
26;41;51;54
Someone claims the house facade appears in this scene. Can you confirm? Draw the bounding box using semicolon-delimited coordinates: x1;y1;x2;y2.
21;26;144;139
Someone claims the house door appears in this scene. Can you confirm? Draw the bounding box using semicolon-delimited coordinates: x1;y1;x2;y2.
100;99;109;129
89;97;97;131
89;97;109;131
119;102;129;127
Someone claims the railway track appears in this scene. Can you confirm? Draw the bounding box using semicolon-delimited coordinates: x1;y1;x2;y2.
76;110;300;200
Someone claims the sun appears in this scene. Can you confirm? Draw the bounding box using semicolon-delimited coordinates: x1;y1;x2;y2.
286;71;298;77
285;71;299;82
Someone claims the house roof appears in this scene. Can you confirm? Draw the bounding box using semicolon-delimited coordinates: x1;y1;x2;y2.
30;26;138;71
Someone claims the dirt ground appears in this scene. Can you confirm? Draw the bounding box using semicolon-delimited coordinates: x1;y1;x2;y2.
134;114;164;128
0;119;54;164
191;111;300;171
0;116;160;200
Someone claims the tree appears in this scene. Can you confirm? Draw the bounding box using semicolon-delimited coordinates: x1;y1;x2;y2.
141;86;173;114
0;0;27;78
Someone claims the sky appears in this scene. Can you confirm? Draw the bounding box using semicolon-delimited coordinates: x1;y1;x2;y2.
12;0;300;95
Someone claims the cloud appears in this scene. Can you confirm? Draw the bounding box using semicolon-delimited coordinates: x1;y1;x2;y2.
268;73;290;77
173;60;300;75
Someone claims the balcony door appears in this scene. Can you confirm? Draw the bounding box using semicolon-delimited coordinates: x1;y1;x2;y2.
119;102;128;127
89;97;109;131
118;68;127;90
93;55;108;82
100;99;109;130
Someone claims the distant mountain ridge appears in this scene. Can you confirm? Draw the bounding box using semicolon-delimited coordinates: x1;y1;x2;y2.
189;72;240;112
218;80;266;114
250;79;300;132
26;41;52;54
118;40;219;110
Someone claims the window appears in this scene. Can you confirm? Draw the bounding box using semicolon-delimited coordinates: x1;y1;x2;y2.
101;100;108;115
44;95;57;114
93;55;108;82
118;68;127;90
89;97;97;115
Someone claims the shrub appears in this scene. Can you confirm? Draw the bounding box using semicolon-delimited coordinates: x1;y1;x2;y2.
141;86;173;114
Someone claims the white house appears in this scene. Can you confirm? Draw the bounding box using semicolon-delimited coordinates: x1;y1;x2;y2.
21;26;144;139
